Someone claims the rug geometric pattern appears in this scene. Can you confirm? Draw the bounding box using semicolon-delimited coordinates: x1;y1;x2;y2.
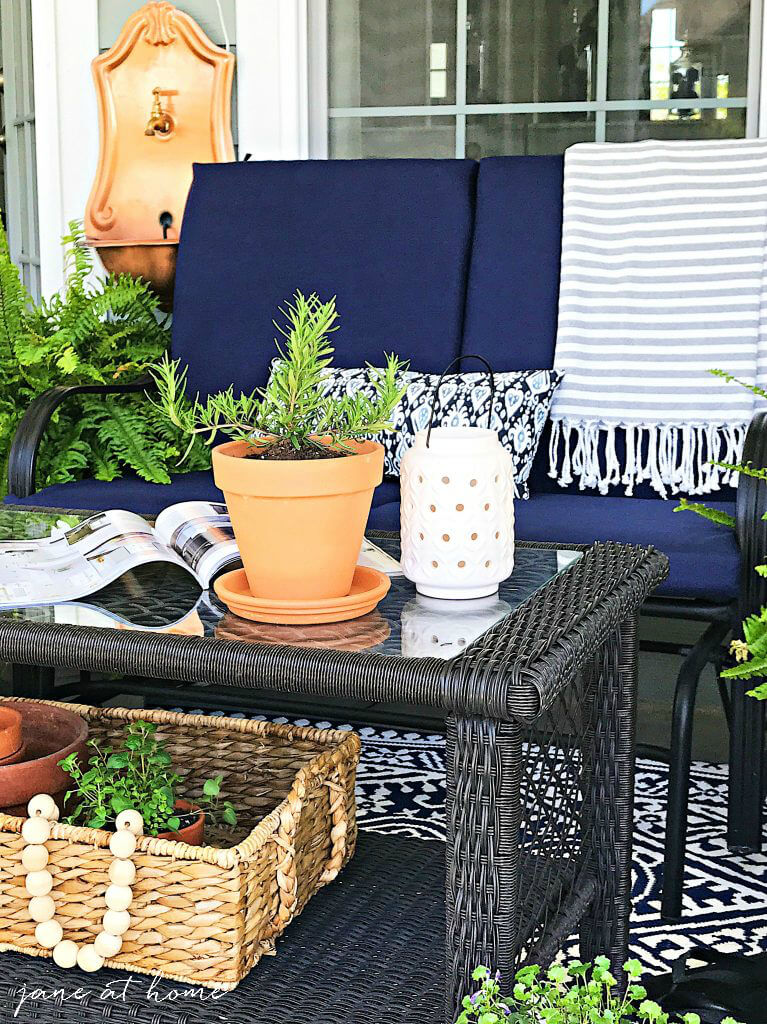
196;708;767;974
291;719;767;973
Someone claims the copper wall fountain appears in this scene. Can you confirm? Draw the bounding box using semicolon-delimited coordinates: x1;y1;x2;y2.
85;1;235;309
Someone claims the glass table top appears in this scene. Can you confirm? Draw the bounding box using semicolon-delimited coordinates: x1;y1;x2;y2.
0;507;581;662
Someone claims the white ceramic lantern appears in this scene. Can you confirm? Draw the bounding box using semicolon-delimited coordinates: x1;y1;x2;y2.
401;357;516;599
401;427;515;599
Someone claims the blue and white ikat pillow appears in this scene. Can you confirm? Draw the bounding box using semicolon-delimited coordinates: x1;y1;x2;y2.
268;363;561;499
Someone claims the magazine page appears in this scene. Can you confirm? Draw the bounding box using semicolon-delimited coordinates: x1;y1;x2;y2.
154;502;241;589
0;510;191;609
358;537;402;576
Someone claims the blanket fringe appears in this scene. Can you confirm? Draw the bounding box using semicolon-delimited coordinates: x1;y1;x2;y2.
548;420;746;498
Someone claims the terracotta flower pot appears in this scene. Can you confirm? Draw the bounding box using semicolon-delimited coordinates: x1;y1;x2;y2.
0;702;88;817
212;438;385;601
157;800;205;846
0;705;22;761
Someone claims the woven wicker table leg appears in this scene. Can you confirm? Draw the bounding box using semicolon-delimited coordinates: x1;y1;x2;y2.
445;713;523;1022
10;663;55;699
579;616;639;986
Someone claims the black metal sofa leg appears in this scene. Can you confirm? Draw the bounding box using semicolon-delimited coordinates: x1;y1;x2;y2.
727;680;765;852
661;620;730;921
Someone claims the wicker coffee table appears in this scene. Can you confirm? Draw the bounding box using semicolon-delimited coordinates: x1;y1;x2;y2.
0;506;667;1024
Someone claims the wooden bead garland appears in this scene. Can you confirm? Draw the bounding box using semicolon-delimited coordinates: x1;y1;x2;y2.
23;794;143;973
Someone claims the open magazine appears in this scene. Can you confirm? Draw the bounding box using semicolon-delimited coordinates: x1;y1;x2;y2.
0;502;402;609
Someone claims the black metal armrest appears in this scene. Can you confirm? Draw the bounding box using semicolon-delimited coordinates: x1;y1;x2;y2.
735;409;767;619
7;378;157;499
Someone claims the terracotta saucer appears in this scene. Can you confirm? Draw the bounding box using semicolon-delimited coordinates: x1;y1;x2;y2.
214;566;391;624
0;741;27;768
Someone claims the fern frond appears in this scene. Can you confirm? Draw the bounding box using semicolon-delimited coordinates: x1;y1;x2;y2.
709;369;767;403
721;657;767;681
88;440;122;481
94;399;173;483
61;221;93;292
709;459;767;483
673;498;736;529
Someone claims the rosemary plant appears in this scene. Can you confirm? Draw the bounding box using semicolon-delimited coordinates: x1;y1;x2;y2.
151;291;406;460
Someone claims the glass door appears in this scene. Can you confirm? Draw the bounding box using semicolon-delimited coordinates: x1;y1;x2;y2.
324;0;753;159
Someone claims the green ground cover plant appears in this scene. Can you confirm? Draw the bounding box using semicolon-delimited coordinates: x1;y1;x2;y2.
458;959;741;1024
59;719;236;836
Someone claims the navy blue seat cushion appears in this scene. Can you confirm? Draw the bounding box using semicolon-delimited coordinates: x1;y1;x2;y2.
461;155;564;372
6;480;737;600
372;479;401;508
5;472;223;517
367;500;401;532
369;492;737;600
6;473;401;519
514;493;738;602
173;159;478;399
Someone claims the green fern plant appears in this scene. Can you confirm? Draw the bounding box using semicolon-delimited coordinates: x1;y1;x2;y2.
0;219;209;494
675;369;767;700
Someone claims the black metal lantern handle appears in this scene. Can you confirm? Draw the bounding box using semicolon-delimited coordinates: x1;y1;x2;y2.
425;354;497;448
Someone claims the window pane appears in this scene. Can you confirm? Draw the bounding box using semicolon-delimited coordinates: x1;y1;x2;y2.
466;113;595;159
466;0;599;104
328;0;457;107
606;106;746;142
608;0;750;101
330;116;456;158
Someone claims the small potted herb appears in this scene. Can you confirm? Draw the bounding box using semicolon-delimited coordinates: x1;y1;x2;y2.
58;720;236;846
151;290;406;603
458;959;743;1024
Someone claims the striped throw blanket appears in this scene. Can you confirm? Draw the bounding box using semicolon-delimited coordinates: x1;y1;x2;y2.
548;138;767;497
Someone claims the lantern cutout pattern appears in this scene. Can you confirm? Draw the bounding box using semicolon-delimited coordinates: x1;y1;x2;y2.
400;356;515;600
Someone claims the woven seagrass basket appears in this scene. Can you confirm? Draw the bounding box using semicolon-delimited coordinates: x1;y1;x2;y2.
0;700;360;989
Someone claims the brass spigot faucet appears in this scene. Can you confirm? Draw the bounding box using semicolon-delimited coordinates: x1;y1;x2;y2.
144;87;174;136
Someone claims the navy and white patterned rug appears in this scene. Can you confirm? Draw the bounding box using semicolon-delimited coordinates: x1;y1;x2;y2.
192;709;767;974
292;718;767;973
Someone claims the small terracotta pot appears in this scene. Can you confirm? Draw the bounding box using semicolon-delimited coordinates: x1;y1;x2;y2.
157;800;205;846
212;438;385;601
0;705;23;761
0;702;88;817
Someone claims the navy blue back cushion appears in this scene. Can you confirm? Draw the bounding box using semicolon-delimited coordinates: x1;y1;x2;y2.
172;159;478;398
461;156;564;372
